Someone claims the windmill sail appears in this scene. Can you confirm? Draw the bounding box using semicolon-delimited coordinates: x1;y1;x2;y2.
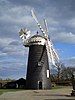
47;39;59;67
19;28;31;43
31;10;45;35
18;10;59;68
44;19;48;34
31;10;59;68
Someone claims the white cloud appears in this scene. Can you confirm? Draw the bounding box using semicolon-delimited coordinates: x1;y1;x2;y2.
0;6;33;25
0;38;23;57
0;0;75;79
0;37;15;46
0;51;7;56
0;0;35;39
67;18;75;28
2;42;26;56
62;57;75;67
52;32;75;44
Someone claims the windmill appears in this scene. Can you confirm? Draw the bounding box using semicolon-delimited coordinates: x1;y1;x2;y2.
31;10;59;68
18;10;59;89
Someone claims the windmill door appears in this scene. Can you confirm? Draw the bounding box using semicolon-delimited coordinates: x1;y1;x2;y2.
39;81;42;89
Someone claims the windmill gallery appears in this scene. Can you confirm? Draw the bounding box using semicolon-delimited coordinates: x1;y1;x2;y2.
19;10;59;89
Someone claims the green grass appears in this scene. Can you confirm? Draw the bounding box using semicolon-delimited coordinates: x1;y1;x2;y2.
52;85;67;89
0;89;24;95
0;86;71;95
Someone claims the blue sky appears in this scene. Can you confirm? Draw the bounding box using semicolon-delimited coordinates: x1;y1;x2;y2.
0;0;75;79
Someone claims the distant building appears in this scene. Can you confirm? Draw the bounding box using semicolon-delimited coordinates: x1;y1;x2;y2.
2;78;26;89
0;83;2;88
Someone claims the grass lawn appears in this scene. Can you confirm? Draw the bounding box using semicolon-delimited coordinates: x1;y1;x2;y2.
0;86;72;95
52;85;66;89
0;89;24;95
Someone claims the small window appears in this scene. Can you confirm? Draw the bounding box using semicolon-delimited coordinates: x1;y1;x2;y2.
37;62;43;67
47;70;49;78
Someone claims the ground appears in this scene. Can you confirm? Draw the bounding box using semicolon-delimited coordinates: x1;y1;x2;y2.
0;86;75;100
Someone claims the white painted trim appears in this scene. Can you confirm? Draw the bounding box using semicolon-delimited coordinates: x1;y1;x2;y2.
47;70;49;78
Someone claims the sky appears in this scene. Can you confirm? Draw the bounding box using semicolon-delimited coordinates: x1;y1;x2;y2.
0;0;75;79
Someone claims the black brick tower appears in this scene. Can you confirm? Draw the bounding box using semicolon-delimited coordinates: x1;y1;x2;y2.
25;35;51;89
